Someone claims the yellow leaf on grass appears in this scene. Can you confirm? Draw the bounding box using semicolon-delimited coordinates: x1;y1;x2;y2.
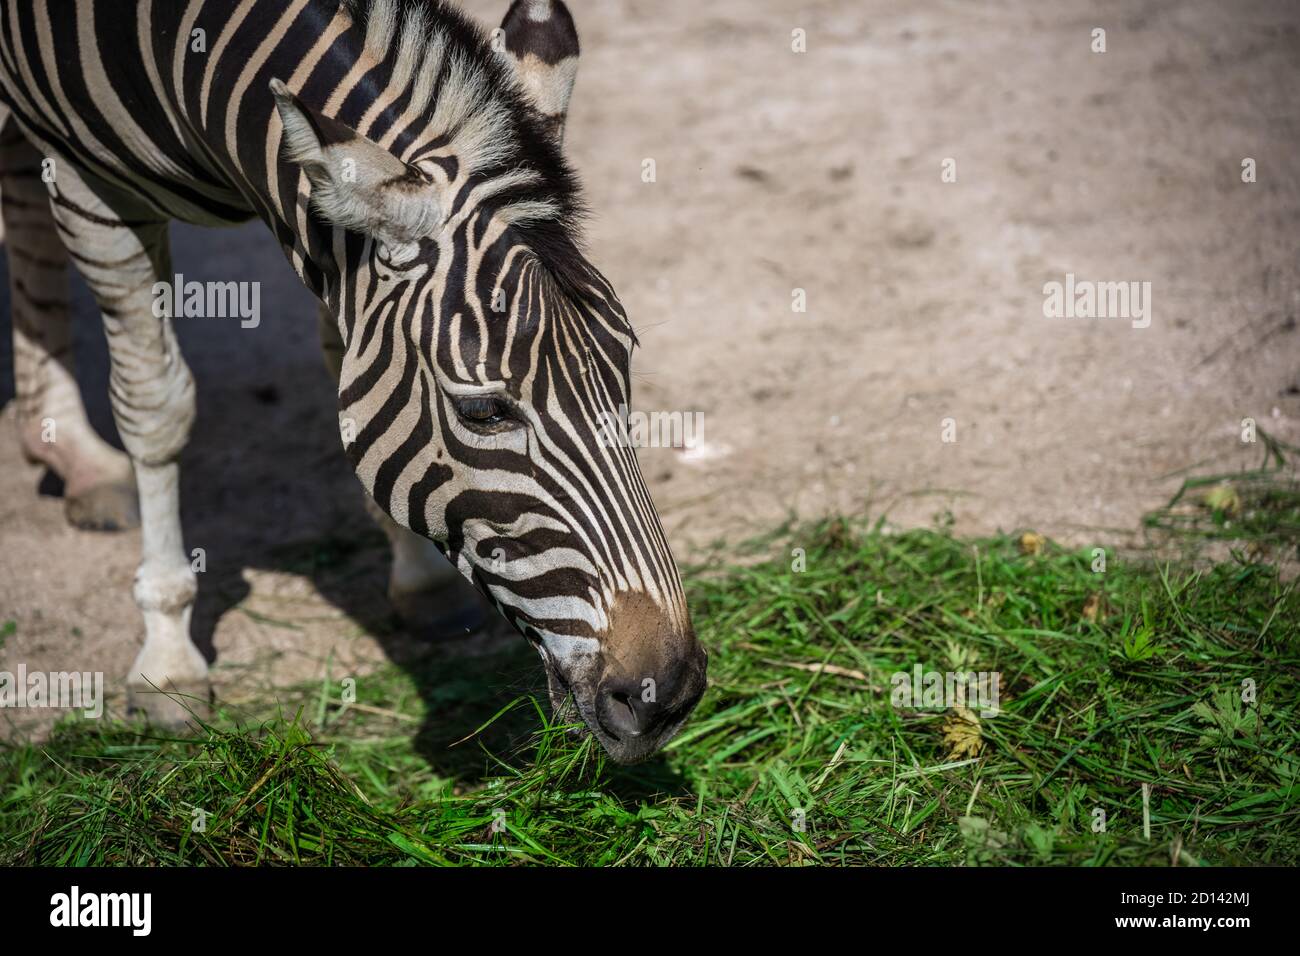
942;706;983;759
1018;532;1045;556
1202;483;1242;518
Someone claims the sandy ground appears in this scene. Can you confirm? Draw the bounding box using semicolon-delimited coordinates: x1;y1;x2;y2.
2;0;1299;739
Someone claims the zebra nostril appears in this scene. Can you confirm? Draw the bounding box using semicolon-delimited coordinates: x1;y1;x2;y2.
612;690;636;723
597;680;662;740
590;654;707;763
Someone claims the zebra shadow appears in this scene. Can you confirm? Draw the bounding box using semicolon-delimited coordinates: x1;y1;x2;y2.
0;220;689;799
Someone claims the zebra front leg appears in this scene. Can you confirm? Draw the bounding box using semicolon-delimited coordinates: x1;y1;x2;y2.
48;164;209;725
0;119;138;530
362;495;470;623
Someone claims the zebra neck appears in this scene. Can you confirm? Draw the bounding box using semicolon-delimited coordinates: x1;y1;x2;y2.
168;0;577;309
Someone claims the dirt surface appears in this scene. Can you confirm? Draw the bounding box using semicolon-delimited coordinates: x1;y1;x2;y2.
3;0;1299;739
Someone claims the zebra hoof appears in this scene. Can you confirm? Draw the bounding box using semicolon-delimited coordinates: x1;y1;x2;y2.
126;680;212;729
65;479;140;532
389;581;490;639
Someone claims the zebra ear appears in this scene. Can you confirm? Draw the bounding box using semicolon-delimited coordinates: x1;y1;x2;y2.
269;78;443;252
497;0;580;145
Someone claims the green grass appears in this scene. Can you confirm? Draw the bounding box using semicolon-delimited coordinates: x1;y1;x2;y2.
2;518;1298;866
1144;427;1300;554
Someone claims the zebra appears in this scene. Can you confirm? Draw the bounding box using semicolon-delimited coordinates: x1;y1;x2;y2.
0;0;707;765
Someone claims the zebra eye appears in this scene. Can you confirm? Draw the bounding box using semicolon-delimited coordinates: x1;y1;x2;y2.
453;395;512;429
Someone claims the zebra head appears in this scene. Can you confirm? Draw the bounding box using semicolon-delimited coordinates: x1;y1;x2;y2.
270;0;705;764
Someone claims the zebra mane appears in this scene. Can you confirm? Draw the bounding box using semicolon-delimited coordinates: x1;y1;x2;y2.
340;0;591;294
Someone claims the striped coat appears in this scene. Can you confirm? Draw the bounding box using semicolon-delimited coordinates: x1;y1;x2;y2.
0;0;705;764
